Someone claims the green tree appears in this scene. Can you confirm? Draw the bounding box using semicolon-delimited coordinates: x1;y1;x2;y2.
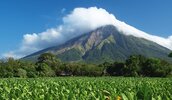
36;63;55;77
99;61;111;75
19;61;37;78
124;55;141;76
38;53;56;63
106;62;125;76
1;58;21;78
142;58;171;77
36;53;61;77
168;52;172;57
15;68;27;78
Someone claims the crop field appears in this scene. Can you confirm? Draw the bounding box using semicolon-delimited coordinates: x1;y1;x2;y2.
0;77;171;100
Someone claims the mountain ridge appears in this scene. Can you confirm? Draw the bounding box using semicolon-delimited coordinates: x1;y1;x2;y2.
23;25;172;63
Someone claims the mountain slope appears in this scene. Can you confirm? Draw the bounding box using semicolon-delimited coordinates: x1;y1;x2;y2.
23;25;171;63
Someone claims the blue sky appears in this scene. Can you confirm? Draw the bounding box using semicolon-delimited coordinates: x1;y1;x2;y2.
0;0;172;58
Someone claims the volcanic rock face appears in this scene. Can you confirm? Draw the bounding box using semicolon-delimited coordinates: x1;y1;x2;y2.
23;25;171;63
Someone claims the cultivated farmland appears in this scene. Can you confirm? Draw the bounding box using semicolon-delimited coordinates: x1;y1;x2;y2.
0;77;171;100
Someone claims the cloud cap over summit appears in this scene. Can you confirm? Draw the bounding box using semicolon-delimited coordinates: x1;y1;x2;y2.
3;7;172;58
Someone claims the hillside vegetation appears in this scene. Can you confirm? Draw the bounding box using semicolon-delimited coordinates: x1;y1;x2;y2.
0;53;172;78
23;25;172;63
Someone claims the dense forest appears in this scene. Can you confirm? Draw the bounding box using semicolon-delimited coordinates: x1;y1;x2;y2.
0;53;172;78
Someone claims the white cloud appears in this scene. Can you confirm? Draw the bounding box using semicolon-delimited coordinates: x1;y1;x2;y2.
3;7;172;58
3;52;21;59
111;19;172;50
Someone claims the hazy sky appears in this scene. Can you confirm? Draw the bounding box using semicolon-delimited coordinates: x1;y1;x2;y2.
0;0;172;58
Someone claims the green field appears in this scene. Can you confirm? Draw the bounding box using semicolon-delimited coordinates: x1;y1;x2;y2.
0;77;171;100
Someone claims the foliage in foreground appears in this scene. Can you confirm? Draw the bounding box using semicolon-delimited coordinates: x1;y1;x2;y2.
0;77;171;100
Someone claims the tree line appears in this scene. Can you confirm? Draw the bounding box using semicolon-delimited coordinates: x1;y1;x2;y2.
0;53;172;78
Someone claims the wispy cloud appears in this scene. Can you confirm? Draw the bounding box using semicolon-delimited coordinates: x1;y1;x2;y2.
61;8;66;14
3;7;172;58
